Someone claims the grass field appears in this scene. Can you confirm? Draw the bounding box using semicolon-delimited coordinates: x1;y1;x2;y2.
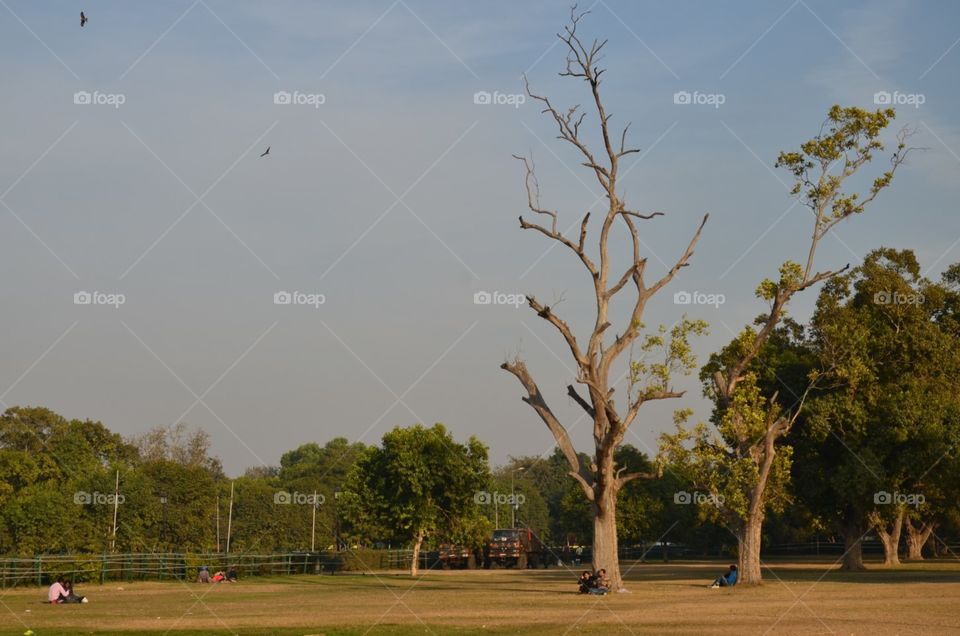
2;560;959;635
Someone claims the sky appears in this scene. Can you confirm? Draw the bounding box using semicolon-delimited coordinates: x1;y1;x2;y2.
1;0;959;476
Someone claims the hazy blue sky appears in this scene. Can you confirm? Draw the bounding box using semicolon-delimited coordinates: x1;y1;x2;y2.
2;0;958;476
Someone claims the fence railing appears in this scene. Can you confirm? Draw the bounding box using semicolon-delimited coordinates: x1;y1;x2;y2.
5;541;957;587
0;551;413;588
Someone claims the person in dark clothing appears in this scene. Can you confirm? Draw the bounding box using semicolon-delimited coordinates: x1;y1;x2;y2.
577;571;593;594
61;580;87;603
710;564;738;588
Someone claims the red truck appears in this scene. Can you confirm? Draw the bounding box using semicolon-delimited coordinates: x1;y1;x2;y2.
484;528;545;569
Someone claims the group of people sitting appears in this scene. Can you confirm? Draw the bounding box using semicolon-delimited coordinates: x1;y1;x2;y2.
577;568;611;595
196;565;238;583
47;577;87;604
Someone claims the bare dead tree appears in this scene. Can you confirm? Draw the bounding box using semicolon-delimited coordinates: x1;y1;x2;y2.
501;7;708;590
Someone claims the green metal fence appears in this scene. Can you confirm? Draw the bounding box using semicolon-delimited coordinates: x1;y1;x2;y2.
0;550;422;588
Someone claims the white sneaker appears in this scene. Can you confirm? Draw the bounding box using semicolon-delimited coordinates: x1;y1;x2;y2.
81;598;89;603
710;584;720;589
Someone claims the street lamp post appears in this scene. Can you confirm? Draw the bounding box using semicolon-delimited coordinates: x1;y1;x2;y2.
511;467;525;528
159;492;168;550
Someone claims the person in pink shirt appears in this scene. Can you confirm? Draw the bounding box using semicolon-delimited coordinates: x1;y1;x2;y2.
47;577;68;604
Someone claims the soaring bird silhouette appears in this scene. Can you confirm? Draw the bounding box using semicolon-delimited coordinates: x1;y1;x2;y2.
80;11;88;27
259;146;270;158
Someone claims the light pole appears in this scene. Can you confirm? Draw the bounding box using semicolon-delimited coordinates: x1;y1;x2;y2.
159;492;168;551
511;467;525;528
334;487;343;551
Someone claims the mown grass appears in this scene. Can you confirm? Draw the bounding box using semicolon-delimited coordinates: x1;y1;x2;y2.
2;559;959;635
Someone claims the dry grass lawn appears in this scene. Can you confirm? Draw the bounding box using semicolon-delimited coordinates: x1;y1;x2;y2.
1;559;959;635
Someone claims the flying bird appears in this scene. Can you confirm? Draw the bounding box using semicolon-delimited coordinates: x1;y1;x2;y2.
259;146;270;158
80;11;88;27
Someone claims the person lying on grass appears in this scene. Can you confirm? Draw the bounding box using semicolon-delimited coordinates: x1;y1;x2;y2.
710;565;738;588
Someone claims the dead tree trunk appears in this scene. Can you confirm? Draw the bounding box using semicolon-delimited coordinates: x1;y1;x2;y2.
501;8;707;592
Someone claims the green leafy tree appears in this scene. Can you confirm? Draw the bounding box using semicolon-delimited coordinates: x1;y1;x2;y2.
341;424;490;575
662;106;912;584
795;249;960;568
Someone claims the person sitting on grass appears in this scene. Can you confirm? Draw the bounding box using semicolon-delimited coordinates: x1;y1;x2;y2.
197;566;211;584
212;570;226;583
577;570;593;594
61;580;87;604
591;569;611;594
710;564;738;588
47;577;68;604
226;566;238;582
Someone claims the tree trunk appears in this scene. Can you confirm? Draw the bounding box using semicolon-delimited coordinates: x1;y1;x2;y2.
872;509;904;566
735;511;763;585
905;517;936;561
410;532;424;577
841;517;866;571
591;481;622;591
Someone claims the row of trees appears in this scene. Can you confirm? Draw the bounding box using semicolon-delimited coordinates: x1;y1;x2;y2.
501;7;954;588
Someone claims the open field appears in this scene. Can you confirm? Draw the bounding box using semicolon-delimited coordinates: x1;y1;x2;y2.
2;560;960;635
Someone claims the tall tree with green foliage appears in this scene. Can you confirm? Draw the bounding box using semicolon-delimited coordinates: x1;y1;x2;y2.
662;106;912;584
